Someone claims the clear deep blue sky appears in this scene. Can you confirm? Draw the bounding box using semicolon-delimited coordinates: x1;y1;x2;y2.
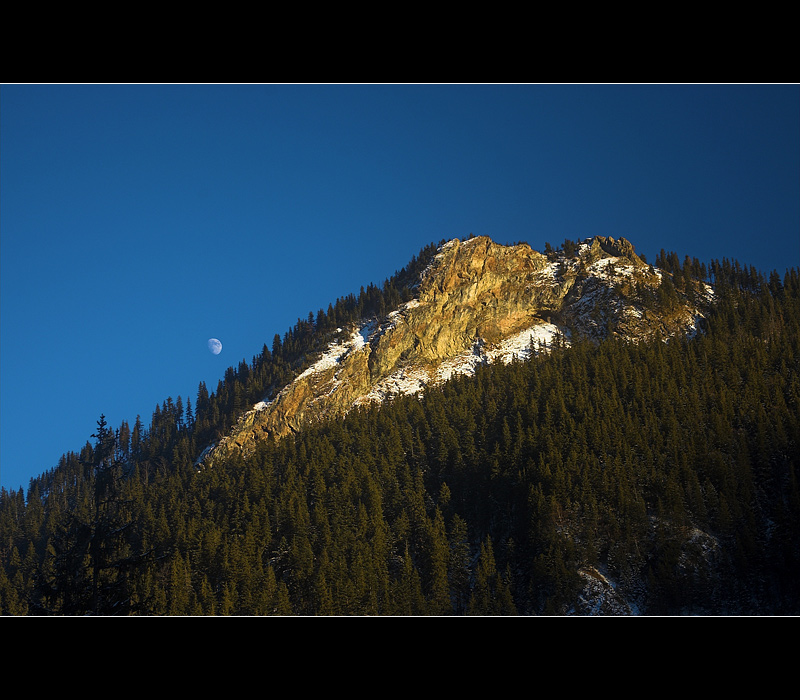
2;84;798;492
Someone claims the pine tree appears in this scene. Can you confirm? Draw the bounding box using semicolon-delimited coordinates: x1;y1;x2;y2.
469;536;517;615
30;416;143;614
448;514;471;614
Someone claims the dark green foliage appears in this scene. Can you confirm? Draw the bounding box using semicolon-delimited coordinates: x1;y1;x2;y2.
1;246;798;615
562;238;579;258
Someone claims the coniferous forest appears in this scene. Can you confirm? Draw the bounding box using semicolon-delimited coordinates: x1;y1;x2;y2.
1;246;799;615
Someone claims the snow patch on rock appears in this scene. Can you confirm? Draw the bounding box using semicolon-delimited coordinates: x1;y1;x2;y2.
297;326;369;381
352;320;568;408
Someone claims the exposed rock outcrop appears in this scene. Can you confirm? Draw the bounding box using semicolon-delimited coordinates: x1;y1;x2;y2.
202;235;713;465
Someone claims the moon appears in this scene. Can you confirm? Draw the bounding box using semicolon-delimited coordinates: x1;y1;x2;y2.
208;338;222;355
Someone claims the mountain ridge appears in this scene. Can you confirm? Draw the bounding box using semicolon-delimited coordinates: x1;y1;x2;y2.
202;234;713;467
5;233;798;616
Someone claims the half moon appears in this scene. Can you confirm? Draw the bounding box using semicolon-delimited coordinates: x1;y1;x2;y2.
208;338;222;355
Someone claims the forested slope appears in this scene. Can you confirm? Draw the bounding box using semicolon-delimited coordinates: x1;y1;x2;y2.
1;249;798;615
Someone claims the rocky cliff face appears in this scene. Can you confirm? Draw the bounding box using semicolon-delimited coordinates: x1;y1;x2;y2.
203;235;713;465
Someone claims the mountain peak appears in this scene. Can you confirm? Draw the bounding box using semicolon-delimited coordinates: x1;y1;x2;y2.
202;234;711;465
589;235;646;266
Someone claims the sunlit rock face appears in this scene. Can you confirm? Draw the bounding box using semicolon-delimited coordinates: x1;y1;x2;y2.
204;235;712;464
366;236;562;378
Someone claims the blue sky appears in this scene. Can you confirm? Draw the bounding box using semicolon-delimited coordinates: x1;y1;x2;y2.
1;83;798;492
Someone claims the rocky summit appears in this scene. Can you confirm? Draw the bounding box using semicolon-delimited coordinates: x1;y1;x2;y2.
203;235;713;465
